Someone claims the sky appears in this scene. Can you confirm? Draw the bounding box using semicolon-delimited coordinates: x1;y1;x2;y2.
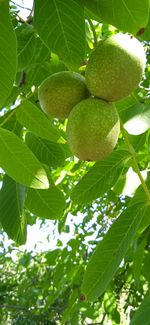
11;0;33;19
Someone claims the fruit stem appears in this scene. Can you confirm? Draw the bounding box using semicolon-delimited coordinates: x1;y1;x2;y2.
121;122;150;202
87;19;98;48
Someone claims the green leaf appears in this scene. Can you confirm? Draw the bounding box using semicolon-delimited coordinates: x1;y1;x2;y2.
84;0;101;22
25;132;67;167
45;249;60;265
0;0;17;108
82;201;150;301
123;104;150;135
0;175;27;244
71;150;131;205
141;14;150;40
128;133;147;152
84;1;101;22
85;0;149;34
34;0;85;69
130;295;150;325
0;127;49;189
0;110;22;136
16;25;36;71
16;100;61;142
25;186;66;219
16;25;51;73
142;252;150;281
26;53;66;90
117;99;150;135
116;95;138;116
61;289;78;324
133;235;147;281
131;179;150;234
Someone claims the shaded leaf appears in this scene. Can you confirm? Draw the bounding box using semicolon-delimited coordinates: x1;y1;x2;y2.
0;175;26;244
82;200;150;301
34;0;85;69
62;289;79;323
71;150;131;205
16;100;61;142
16;25;36;71
142;252;150;281
0;0;17;108
0;127;49;189
16;24;51;74
133;235;147;281
26;53;66;91
27;52;66;90
84;0;101;22
130;295;150;325
25;185;66;219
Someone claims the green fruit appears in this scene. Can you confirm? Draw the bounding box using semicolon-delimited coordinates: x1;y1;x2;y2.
66;98;120;161
38;71;89;118
85;33;146;101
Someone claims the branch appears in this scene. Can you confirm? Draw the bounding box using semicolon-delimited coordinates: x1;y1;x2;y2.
10;1;32;11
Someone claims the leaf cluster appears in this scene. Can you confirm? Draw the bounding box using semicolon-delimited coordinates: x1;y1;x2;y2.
0;1;150;324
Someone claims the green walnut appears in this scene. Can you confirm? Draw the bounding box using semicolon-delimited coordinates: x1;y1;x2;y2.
66;98;120;161
38;71;89;118
85;33;146;101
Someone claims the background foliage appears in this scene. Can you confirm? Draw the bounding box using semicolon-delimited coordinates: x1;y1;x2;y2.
0;0;150;324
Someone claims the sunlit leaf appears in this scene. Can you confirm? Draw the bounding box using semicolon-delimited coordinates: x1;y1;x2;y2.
16;100;61;142
0;0;17;108
0;127;49;189
25;132;68;167
25;185;66;219
123;104;150;135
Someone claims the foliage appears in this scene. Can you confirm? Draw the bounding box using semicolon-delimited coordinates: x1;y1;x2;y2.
0;0;150;324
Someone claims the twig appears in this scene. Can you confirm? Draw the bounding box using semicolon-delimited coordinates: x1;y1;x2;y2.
10;1;32;11
87;19;98;49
